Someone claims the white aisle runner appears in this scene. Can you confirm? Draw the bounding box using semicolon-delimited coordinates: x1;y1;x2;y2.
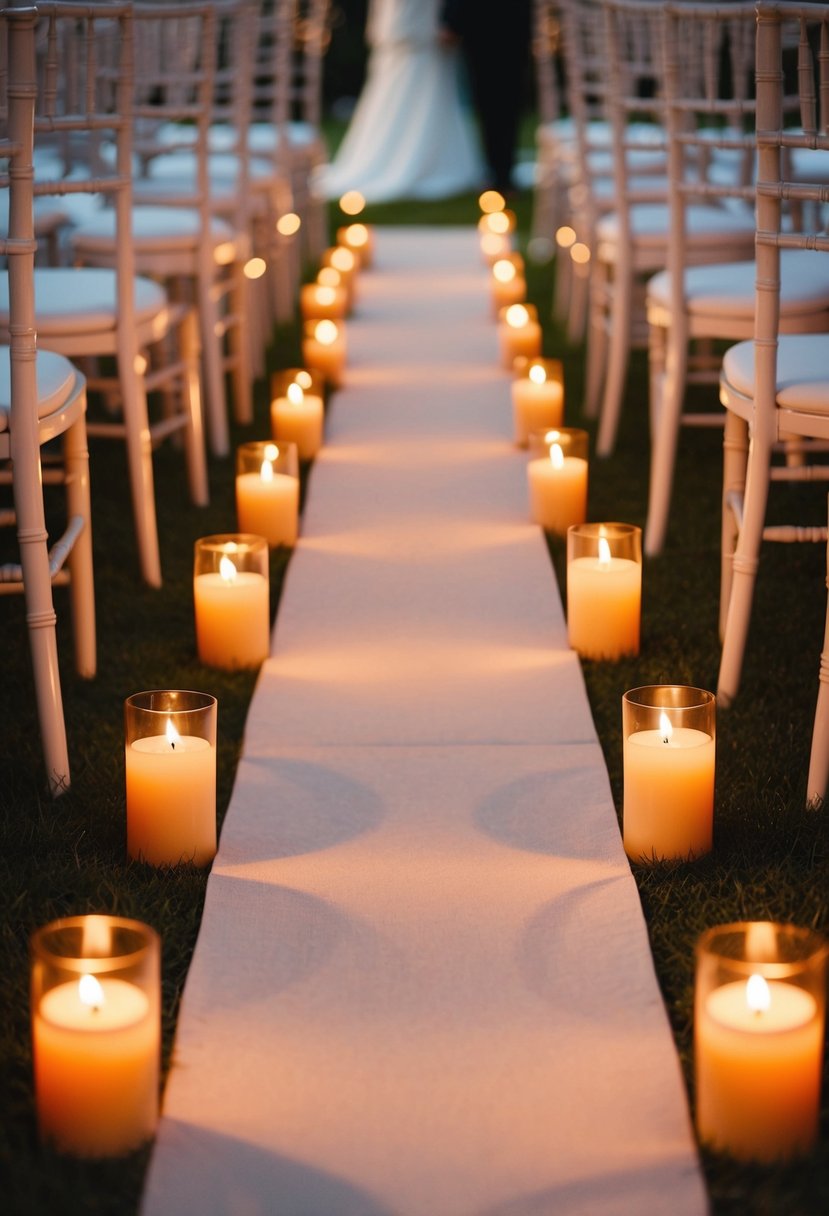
142;229;707;1216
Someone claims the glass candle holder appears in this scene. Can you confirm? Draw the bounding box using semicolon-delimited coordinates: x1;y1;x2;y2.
480;229;513;265
622;684;715;862
320;245;357;304
695;922;827;1162
270;367;325;401
498;303;542;369
301;318;347;388
491;253;527;315
299;280;349;322
511;356;565;446
194;534;269;670
270;376;325;461
566;522;641;660
527;428;588;536
124;690;217;867
236;440;299;548
336;221;374;269
31;915;160;1157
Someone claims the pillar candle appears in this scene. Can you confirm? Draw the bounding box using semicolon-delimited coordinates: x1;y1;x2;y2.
299;282;348;322
498;304;542;369
336;222;374;268
512;362;564;445
623;712;715;860
567;536;641;659
126;719;216;866
270;381;324;460
696;976;823;1161
33;974;159;1157
302;319;346;388
236;449;299;547
491;256;527;315
194;553;269;670
527;443;588;535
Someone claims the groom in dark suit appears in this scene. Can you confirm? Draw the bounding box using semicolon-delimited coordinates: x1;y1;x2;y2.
440;0;533;197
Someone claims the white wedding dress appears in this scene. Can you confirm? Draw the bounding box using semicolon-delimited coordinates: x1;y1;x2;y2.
322;0;484;202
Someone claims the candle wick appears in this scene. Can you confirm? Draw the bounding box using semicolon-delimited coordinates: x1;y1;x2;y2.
170;740;175;751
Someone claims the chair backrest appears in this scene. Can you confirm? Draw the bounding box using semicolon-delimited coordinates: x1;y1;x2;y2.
754;2;829;443
288;0;330;131
532;0;564;128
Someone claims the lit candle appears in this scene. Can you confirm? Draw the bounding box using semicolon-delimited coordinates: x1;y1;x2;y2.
527;433;588;536
567;526;641;660
299;281;348;322
480;229;513;265
498;303;542;369
236;441;299;547
336;222;374;268
31;916;160;1158
491;255;526;314
301;319;346;388
695;923;827;1162
125;703;217;867
270;380;324;460
321;245;357;307
193;537;269;670
512;359;564;446
623;705;715;861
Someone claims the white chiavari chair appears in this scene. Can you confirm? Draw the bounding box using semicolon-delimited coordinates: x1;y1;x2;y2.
718;1;829;717
0;2;95;795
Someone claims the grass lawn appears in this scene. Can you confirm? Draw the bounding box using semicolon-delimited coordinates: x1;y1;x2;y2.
2;176;829;1214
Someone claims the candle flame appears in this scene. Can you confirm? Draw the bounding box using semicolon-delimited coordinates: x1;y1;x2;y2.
479;188;506;214
331;247;355;273
166;718;180;750
493;258;516;284
659;711;673;744
315;319;338;347
529;363;547;385
481;232;508;257
317;267;340;288
488;210;511;235
316;286;336;307
260;459;274;483
264;443;278;462
78;973;105;1011
346;223;368;247
550;443;564;470
746;973;771;1014
597;536;612;567
287;382;304;406
219;554;237;583
505;304;529;329
339;190;365;216
295;370;313;389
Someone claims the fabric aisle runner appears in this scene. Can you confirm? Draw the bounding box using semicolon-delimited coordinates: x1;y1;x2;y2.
141;228;707;1216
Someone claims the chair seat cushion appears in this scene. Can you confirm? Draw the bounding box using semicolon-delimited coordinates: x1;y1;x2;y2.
144;149;278;188
723;333;829;413
597;202;756;249
71;206;243;258
0;347;79;427
648;250;829;318
0;268;167;335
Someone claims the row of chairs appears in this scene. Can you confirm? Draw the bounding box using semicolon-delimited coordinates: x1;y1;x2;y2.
532;0;829;804
0;0;330;794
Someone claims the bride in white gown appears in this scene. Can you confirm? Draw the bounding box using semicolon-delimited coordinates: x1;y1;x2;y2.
322;0;484;202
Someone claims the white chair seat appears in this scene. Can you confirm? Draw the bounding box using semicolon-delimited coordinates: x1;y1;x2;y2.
71;205;247;259
648;250;829;319
0;267;167;336
597;202;755;250
722;333;829;414
145;149;278;187
0;347;79;428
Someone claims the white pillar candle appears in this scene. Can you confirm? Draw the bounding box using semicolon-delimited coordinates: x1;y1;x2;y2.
512;362;564;446
126;718;216;866
498;303;542;369
567;535;641;659
270;381;324;460
623;712;715;860
527;443;588;535
194;553;269;670
33;974;159;1157
696;976;823;1161
236;445;299;547
302;319;346;388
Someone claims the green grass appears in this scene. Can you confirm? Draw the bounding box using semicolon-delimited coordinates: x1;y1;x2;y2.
2;179;829;1213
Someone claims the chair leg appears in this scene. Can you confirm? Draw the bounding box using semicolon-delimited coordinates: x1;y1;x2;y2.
596;257;633;457
584;260;610;418
119;367;163;589
63;409;96;679
645;320;687;556
197;273;231;459
228;262;253;426
717;431;772;707
719;408;749;641
807;517;829;807
179;307;209;508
